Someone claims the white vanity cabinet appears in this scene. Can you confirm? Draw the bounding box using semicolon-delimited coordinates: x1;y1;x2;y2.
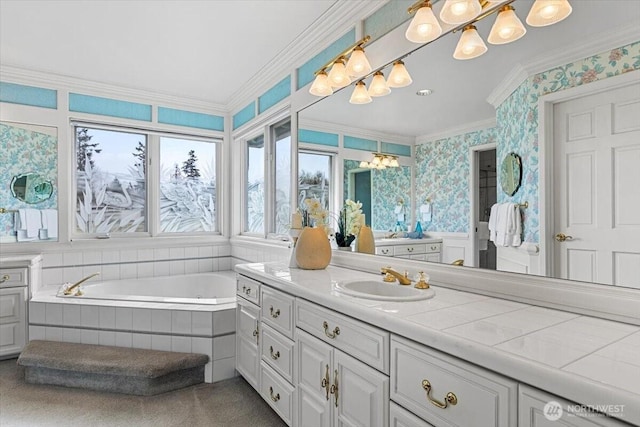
296;328;389;427
375;240;442;263
0;255;41;358
236;276;261;391
518;385;628;427
391;335;518;427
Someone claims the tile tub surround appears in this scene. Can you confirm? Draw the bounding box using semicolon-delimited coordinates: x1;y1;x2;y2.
235;262;640;425
29;288;237;384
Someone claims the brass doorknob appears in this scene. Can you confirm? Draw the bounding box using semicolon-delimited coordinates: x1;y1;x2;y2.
555;233;573;242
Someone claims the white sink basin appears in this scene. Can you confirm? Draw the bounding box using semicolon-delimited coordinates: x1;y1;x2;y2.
335;280;435;301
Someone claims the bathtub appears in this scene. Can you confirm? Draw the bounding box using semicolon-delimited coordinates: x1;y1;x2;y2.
29;271;239;383
67;272;237;305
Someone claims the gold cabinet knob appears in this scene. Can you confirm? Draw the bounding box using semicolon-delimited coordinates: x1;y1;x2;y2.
422;379;458;409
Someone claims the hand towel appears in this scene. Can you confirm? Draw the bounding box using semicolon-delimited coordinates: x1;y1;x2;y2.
17;209;42;239
488;203;500;244
40;209;58;239
508;204;522;247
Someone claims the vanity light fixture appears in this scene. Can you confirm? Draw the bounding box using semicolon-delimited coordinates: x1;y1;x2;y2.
405;1;443;44
359;153;401;169
406;0;571;61
310;35;371;97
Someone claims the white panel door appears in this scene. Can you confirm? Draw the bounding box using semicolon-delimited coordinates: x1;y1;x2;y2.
296;329;333;427
236;298;260;390
334;349;389;427
553;80;640;287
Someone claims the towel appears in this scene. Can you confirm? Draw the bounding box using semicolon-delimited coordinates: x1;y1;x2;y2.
488;203;522;247
478;221;489;250
40;209;58;239
15;209;41;241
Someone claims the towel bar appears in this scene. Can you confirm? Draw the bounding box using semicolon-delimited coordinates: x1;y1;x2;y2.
0;208;18;214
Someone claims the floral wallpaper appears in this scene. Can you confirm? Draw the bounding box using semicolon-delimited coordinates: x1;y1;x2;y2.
343;159;411;231
497;41;640;244
415;127;497;233
0;122;58;238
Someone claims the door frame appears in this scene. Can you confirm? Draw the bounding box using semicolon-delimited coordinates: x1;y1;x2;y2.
538;71;640;277
469;142;497;268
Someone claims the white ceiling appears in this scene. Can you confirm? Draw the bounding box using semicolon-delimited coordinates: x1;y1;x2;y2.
301;0;640;138
0;0;339;106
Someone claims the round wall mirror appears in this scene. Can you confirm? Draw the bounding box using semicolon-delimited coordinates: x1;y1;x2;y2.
10;172;54;204
500;153;522;196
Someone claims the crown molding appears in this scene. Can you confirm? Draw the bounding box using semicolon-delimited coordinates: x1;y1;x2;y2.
227;1;387;114
0;64;226;115
486;23;640;109
415;117;496;144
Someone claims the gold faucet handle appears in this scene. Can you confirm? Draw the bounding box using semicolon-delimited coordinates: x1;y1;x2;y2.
381;267;397;283
415;271;430;289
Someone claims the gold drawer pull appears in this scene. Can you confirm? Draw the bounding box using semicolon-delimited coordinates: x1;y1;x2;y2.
269;306;280;318
245;287;252;295
269;386;280;402
382;249;389;254
321;364;330;401
322;321;340;339
407;247;414;252
269;346;280;360
0;274;9;284
422;380;458;409
252;322;259;343
330;369;339;407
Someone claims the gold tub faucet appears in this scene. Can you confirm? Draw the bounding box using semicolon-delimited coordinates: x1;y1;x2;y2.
63;272;100;296
380;267;412;285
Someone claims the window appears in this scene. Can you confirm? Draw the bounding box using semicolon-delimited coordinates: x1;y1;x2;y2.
298;151;332;211
242;117;291;237
159;137;217;233
74;124;220;236
75;127;147;234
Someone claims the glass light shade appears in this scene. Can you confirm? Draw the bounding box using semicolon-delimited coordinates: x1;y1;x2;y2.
377;164;387;170
327;59;351;88
368;72;391;97
453;25;488;60
359;160;369;168
381;156;391;166
371;155;381;165
526;0;572;27
349;81;372;105
346;47;372;78
309;71;333;96
488;6;526;45
405;4;442;44
440;0;482;25
387;61;413;88
390;157;400;168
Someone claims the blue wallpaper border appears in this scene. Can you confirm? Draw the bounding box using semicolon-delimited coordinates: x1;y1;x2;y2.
0;82;57;109
157;107;224;131
233;101;256;130
69;93;152;121
259;76;291;114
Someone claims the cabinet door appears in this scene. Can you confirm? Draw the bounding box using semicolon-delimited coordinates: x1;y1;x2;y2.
334;349;389;427
0;287;27;357
296;329;333;427
236;298;260;390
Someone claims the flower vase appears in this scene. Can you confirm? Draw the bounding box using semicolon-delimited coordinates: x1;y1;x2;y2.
295;227;331;270
337;246;352;252
355;224;375;254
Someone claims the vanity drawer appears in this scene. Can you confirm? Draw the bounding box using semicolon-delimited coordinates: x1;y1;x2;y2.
261;323;295;383
391;336;517;427
391;401;435;427
376;247;394;256
0;268;28;288
237;275;261;305
260;361;295;426
296;299;389;373
425;243;441;254
393;244;427;256
261;287;295;339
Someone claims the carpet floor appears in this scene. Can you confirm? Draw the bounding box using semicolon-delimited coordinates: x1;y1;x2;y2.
0;358;286;427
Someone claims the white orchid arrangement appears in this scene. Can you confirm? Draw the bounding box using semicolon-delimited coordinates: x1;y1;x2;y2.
335;199;364;247
299;198;330;232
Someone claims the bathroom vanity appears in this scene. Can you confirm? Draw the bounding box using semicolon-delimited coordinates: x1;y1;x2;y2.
0;254;41;358
235;262;638;427
375;238;443;263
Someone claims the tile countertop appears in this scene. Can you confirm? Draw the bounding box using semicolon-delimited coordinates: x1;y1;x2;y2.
235;262;640;425
375;237;443;246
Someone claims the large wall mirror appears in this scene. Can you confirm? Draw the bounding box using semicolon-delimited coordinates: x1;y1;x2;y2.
297;0;640;290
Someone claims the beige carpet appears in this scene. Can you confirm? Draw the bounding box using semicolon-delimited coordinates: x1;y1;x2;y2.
0;358;286;427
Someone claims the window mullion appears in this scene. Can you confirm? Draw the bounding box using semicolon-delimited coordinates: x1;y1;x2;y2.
147;134;160;236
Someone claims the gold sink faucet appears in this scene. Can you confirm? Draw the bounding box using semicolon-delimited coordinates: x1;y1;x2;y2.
63;272;100;296
380;267;412;286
